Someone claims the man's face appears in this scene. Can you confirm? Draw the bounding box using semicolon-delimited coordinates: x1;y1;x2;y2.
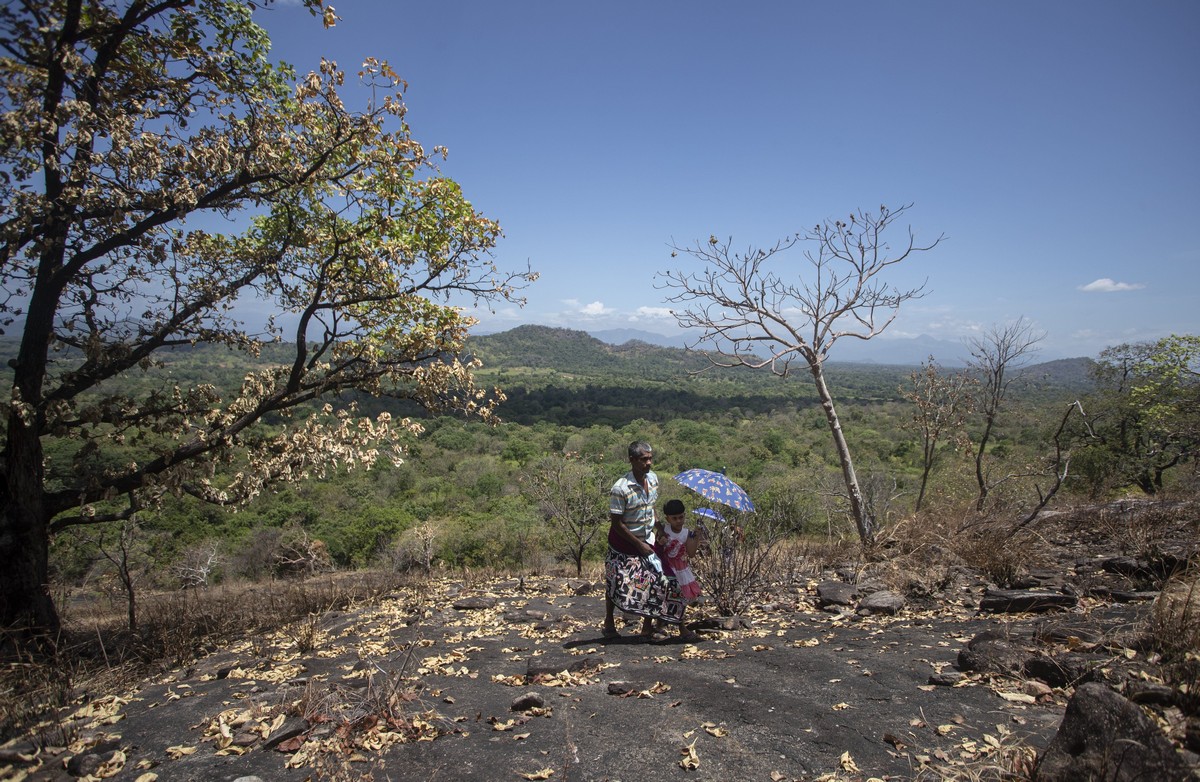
630;450;653;477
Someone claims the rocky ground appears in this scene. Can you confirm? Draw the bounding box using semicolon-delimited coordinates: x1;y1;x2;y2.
2;508;1198;782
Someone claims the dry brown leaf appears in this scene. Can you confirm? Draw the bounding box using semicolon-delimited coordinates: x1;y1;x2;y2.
134;774;158;782
518;768;555;780
832;702;850;711
164;746;197;759
840;751;859;772
678;740;700;770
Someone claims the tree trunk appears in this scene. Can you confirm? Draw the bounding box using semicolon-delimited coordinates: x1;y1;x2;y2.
0;411;59;643
810;365;875;546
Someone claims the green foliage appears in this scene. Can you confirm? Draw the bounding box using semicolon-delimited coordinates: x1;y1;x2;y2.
30;325;1114;594
1076;335;1200;495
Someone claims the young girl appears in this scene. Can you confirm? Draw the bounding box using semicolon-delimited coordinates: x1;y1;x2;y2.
656;498;704;641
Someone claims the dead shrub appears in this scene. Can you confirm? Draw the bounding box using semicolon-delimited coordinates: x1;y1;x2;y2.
691;503;789;616
1151;575;1200;716
952;523;1046;589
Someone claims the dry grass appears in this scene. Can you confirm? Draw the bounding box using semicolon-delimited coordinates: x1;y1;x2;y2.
1151;574;1200;717
0;569;418;748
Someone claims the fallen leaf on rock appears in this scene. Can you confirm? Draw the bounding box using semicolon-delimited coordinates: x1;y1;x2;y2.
703;725;728;737
134;774;157;782
514;733;531;741
936;724;956;736
832;702;850;711
165;745;197;759
679;740;700;769
840;751;859;772
752;645;771;651
793;638;820;647
883;732;906;749
995;691;1036;704
518;768;555;780
771;772;786;781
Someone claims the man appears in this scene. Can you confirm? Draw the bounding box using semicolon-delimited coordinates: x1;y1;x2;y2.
603;440;665;639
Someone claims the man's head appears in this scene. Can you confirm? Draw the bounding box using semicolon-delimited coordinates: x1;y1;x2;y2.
628;441;653;477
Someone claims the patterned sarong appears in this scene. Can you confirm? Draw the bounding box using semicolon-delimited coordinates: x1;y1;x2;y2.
605;547;685;625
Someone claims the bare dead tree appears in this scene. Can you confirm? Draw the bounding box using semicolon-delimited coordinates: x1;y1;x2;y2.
91;519;168;632
966;317;1046;512
659;204;943;546
174;541;224;589
901;357;977;511
520;454;609;576
1009;400;1091;536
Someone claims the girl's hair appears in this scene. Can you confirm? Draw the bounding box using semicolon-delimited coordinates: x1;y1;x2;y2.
664;499;685;515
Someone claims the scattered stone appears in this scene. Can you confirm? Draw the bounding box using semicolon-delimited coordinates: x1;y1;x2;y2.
1125;682;1178;708
232;731;260;747
928;672;966;686
816;580;858;609
0;742;38;763
452;596;498;611
978;588;1077;614
1022;680;1054;699
957;630;1028;675
607;681;641;696
262;717;308;751
1034;683;1196;782
1024;653;1106;689
857;590;906;616
511;692;546;712
567;579;594;595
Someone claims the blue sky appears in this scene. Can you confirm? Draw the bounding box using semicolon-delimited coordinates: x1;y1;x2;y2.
260;1;1199;360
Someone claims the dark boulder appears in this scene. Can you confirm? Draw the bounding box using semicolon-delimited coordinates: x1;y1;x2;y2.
1034;683;1197;781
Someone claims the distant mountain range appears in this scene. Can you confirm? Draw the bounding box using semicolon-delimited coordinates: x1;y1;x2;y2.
469;325;1096;393
588;327;977;366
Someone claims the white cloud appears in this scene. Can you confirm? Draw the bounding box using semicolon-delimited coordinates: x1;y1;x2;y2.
578;301;611;316
630;306;674;322
1078;278;1145;293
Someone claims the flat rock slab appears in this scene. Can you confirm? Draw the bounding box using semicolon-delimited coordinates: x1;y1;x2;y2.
979;588;1078;613
10;576;1189;782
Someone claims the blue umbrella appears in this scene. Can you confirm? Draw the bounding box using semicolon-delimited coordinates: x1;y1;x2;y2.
673;469;755;512
692;508;726;523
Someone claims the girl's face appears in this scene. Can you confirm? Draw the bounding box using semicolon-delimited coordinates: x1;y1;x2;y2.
665;512;686;532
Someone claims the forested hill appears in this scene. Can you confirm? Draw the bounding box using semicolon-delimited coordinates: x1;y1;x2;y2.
467;325;715;381
467;325;1095;391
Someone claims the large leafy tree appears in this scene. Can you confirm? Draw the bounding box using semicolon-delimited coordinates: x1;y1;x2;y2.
1080;335;1200;494
0;0;536;639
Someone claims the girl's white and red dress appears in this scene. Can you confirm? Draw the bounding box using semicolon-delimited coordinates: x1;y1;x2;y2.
660;526;702;602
